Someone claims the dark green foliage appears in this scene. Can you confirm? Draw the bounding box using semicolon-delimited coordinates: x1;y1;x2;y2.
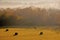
0;13;17;27
0;14;7;26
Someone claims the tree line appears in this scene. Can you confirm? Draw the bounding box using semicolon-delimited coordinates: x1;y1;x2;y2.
0;7;60;27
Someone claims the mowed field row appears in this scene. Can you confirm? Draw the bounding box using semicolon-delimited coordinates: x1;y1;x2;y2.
0;28;60;40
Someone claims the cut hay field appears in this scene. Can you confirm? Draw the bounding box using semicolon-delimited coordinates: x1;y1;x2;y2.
0;27;60;40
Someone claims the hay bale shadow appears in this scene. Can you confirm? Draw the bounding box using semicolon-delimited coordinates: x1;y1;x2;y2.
13;32;18;36
5;29;9;32
39;32;43;35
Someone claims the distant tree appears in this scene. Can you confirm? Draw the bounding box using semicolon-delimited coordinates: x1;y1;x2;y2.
0;13;7;27
7;15;17;26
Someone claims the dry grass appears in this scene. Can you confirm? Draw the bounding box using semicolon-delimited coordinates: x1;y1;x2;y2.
0;27;60;40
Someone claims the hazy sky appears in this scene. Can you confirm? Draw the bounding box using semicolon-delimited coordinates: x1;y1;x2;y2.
0;0;60;9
